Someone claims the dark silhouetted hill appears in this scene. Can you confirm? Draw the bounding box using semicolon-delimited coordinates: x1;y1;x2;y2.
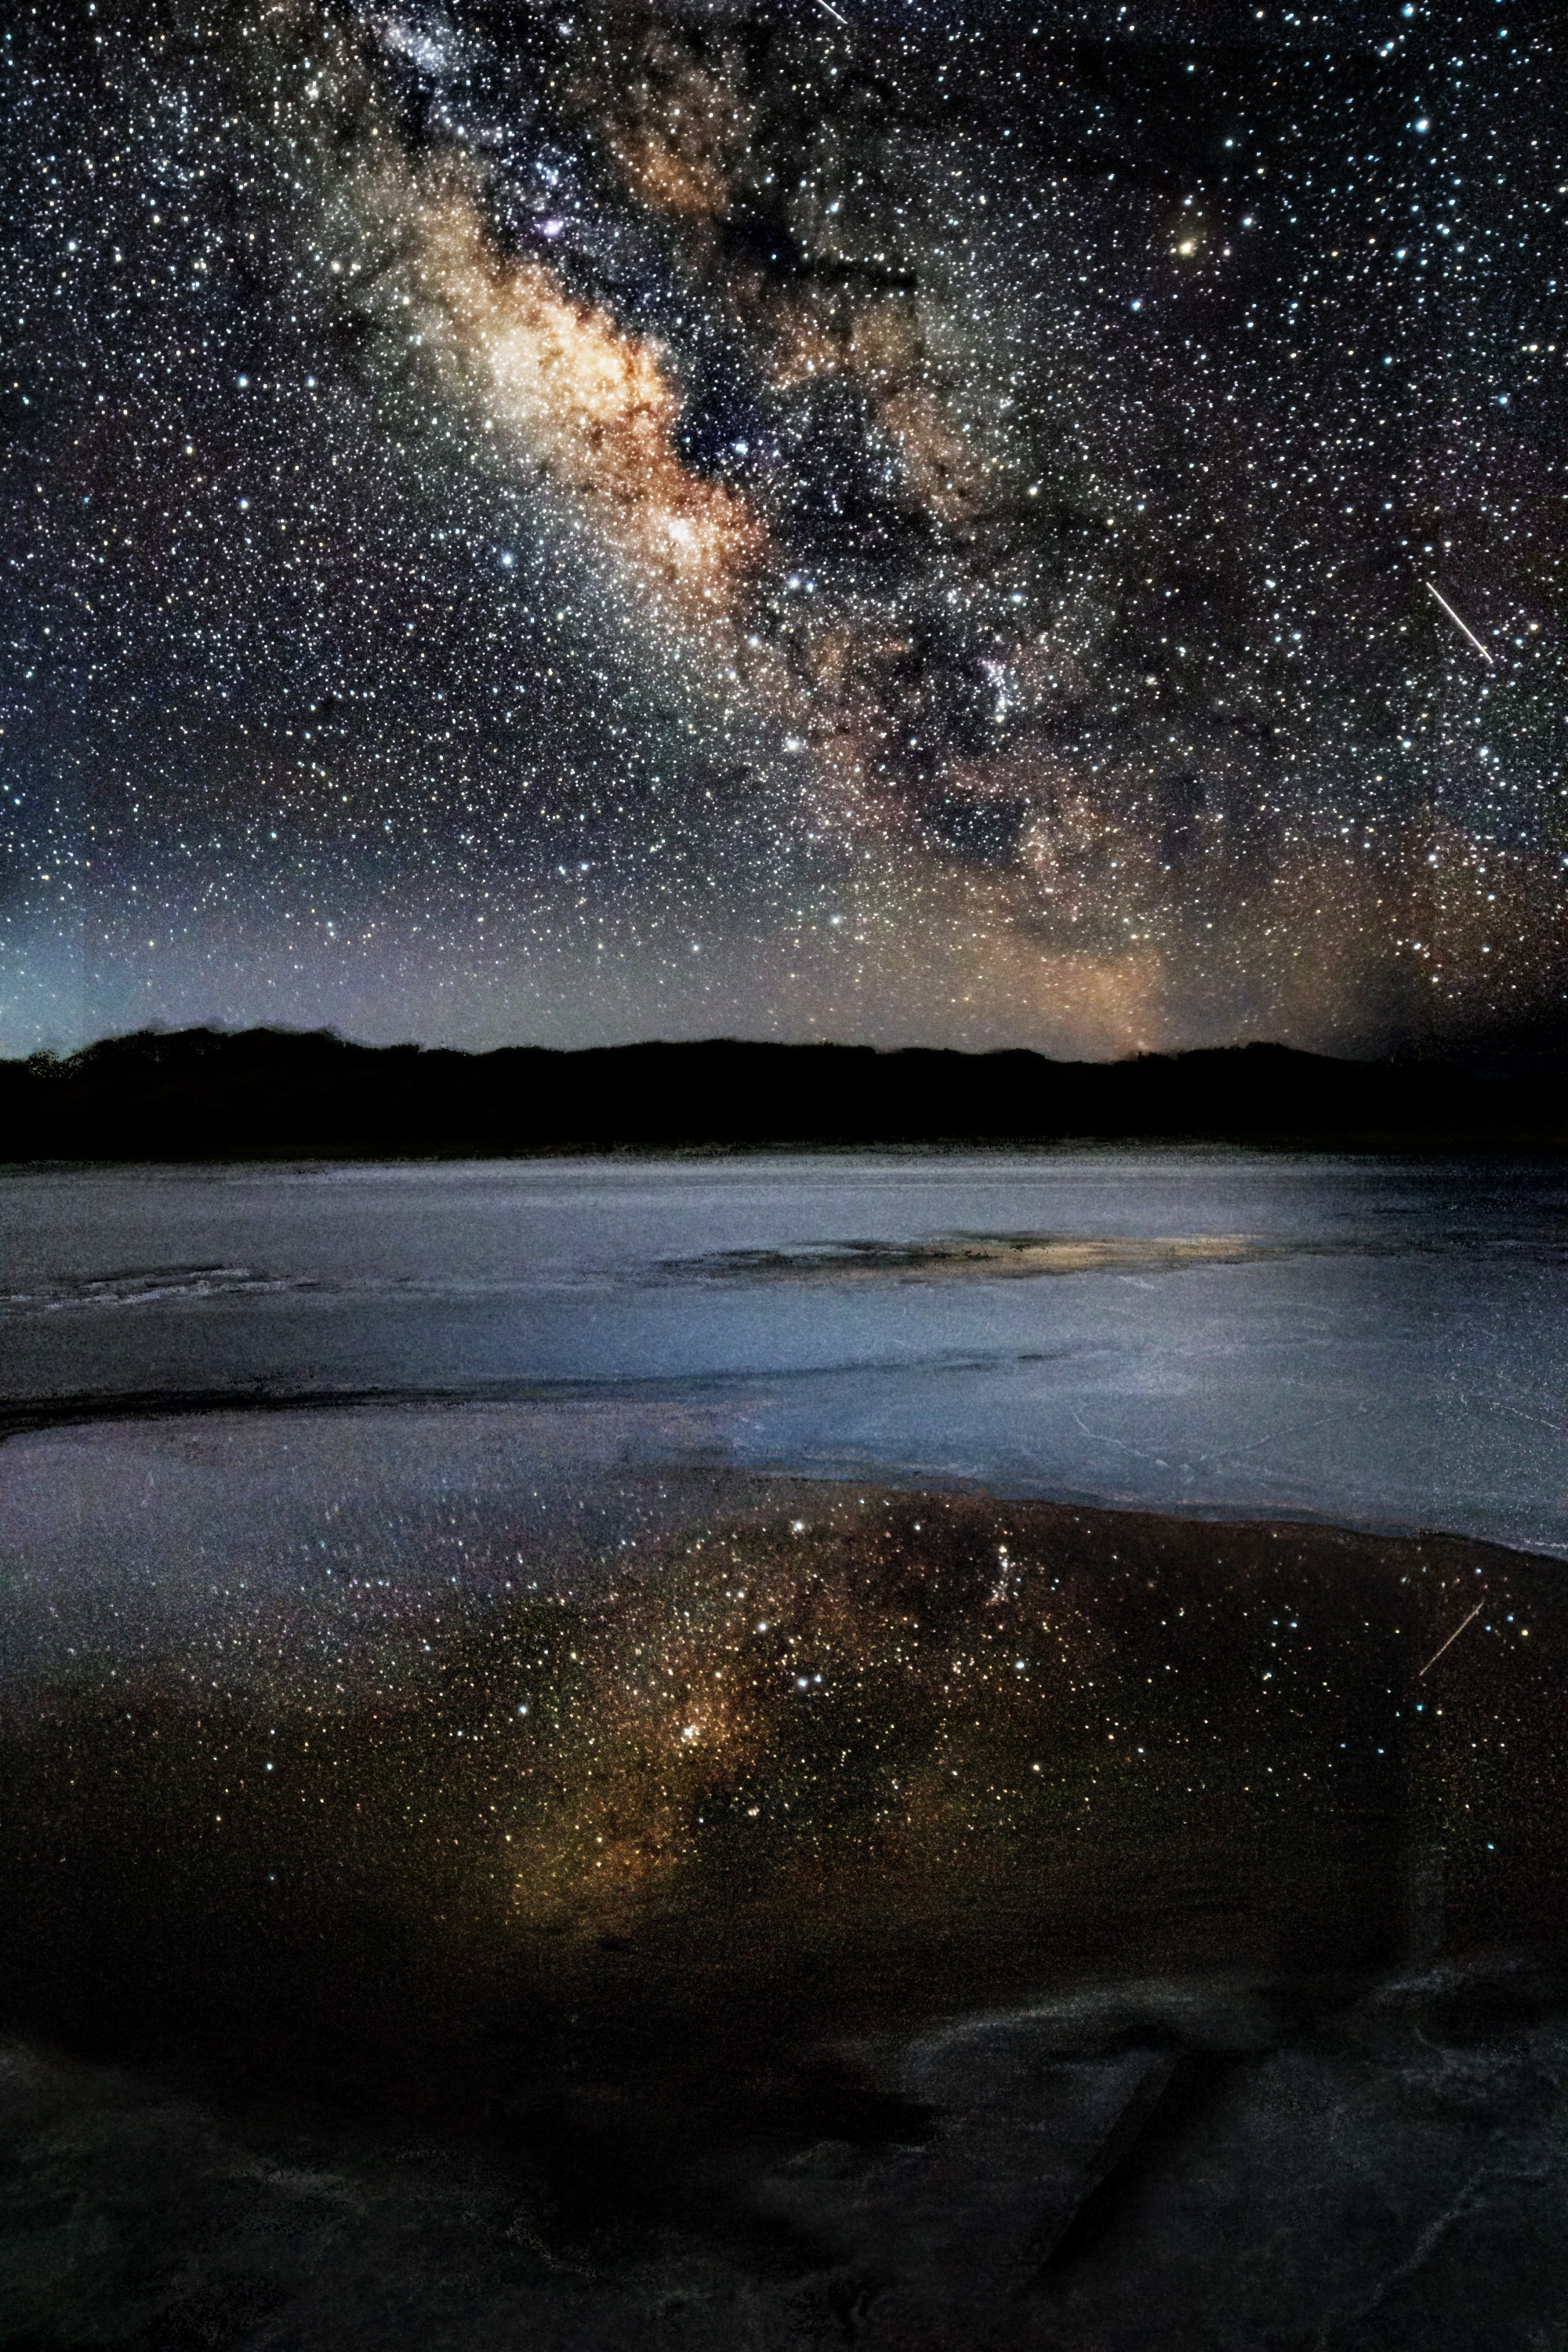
1;1028;1562;1159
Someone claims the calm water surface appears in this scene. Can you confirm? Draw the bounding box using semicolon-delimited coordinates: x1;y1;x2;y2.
2;1149;1564;1555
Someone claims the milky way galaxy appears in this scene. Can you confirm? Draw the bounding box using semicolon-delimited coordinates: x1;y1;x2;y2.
2;0;1564;1057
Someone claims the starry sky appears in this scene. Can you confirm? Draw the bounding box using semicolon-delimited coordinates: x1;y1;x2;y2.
2;0;1564;1060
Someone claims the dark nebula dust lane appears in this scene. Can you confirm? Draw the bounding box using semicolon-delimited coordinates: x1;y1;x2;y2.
2;1;1564;1058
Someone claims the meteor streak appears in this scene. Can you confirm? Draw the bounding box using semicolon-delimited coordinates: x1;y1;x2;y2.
1418;1598;1485;1678
1424;580;1494;665
815;0;850;22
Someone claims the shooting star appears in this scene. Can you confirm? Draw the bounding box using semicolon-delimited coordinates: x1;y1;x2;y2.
1424;580;1494;665
815;0;850;21
1418;1598;1485;1679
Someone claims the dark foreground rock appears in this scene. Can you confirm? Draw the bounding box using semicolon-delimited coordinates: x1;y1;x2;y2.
5;1956;1568;2351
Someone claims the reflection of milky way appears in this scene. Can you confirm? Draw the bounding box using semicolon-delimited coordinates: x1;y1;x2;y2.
3;1486;1566;2352
4;1488;1559;2060
2;3;1564;1054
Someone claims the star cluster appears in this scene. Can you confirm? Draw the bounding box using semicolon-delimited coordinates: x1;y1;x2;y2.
2;0;1564;1056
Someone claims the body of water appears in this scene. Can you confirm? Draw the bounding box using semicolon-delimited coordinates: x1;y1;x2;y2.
4;1152;1568;2350
2;1149;1564;1553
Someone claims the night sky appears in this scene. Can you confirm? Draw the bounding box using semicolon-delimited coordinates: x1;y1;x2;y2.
2;0;1564;1061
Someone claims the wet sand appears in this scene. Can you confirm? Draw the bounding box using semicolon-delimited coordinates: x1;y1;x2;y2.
2;1483;1565;2345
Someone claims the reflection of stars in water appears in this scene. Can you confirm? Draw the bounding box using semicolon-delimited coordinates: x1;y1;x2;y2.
2;3;1563;1056
60;1490;1538;1958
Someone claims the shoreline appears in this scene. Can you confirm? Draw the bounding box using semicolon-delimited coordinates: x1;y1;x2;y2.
4;1389;1566;1566
6;1125;1568;1167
